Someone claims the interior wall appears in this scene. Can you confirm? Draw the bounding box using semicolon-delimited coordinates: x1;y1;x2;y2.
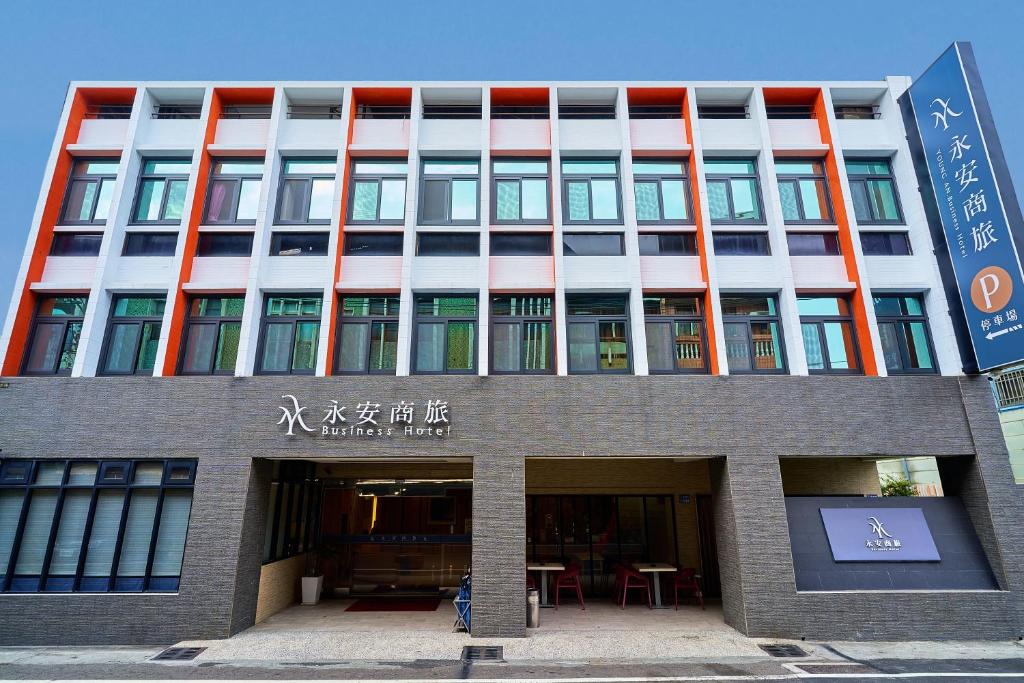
780;457;882;496
254;554;305;624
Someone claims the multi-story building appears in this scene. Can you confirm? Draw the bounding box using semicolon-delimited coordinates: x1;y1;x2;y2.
0;79;1021;645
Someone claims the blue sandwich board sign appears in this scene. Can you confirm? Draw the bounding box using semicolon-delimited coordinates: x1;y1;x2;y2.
901;42;1024;372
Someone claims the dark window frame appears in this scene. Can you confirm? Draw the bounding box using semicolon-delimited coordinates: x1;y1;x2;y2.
846;158;905;225
333;295;400;376
202;158;263;225
560;159;624;226
98;295;166;376
638;232;698;256
417;159;481;226
274;158;337;226
121;232;178;257
873;294;939;375
415;232;481;257
58;159;119;226
0;458;196;594
489;295;555;375
255;294;324;376
562;232;626;256
632;160;694;225
712;231;771;256
195;232;254;257
21;296;87;376
565;295;633;375
775;159;834;224
721;295;788;375
786;231;842;256
346;159;408;225
177;296;245;376
342;232;405;256
643;296;709;375
798;296;863;375
860;230;912;256
704;158;766;225
50;232;103;257
262;461;322;564
129;158;191;226
490;158;551;225
411;295;479;375
490;232;552;256
268;231;330;256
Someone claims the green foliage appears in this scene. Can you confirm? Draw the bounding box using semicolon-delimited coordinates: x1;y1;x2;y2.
880;474;916;497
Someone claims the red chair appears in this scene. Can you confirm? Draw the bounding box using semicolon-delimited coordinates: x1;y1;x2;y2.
674;568;704;610
553;564;585;610
618;566;652;609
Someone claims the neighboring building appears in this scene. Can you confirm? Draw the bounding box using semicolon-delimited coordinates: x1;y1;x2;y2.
0;79;1021;646
876;457;944;496
993;367;1024;483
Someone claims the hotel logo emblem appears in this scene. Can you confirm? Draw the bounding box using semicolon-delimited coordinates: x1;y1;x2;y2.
864;515;902;551
276;395;451;439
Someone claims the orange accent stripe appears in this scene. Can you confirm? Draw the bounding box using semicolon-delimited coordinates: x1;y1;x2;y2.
2;87;134;375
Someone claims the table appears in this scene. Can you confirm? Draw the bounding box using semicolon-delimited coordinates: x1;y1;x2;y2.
527;563;565;607
633;563;677;608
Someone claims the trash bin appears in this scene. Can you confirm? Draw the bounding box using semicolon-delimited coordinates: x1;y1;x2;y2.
526;588;540;628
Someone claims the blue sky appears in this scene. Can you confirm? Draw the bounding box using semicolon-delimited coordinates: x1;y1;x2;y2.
1;0;1022;309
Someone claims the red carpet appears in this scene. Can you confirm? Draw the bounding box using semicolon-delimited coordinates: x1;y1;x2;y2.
345;597;442;612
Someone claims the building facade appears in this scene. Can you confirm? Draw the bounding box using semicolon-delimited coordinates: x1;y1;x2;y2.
0;79;1022;645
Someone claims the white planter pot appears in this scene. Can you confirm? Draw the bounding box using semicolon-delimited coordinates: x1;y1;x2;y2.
301;575;324;605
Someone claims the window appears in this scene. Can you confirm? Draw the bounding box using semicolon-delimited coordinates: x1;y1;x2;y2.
413;295;477;374
422;103;482;119
419;160;480;225
628;104;682;119
275;159;336;225
563;233;625;256
633;160;691;223
798;296;861;374
335;296;399;374
269;232;329;256
492;160;549;224
697;105;749;119
491;296;554;374
561;160;622;224
490;233;551;256
50;233;102;256
787;232;841;256
355;104;411;120
122;232;178;256
558;103;616;119
834;105;879;120
846;159;902;224
416;232;480;256
644;295;707;373
262;461;322;563
22;296;87;376
100;296;166;375
491;104;549;119
705;159;763;223
766;105;814;119
152;104;201;119
721;295;786;373
178;296;244;375
566;294;631;374
257;295;323;375
0;459;195;593
196;232;253;257
287;104;342;120
343;233;404;256
348;160;408;224
861;231;912;256
638;233;697;255
132;159;190;224
220;105;272;119
713;232;770;255
776;160;833;223
203;159;262;224
873;294;936;374
60;160;118;225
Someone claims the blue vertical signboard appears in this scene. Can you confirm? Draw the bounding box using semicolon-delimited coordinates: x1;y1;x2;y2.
903;42;1024;372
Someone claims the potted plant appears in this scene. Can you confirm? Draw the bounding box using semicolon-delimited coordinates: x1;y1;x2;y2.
301;549;324;606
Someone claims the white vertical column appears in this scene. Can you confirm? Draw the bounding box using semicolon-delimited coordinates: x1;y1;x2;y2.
548;88;568;375
477;87;491;376
686;90;730;375
237;86;288;376
616;86;649;375
395;88;423;376
751;88;808;375
72;87;147;376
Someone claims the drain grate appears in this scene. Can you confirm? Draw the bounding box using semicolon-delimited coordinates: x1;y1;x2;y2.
152;646;207;661
759;643;807;657
462;645;503;662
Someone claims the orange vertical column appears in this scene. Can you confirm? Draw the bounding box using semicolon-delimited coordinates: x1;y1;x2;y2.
682;90;720;374
812;91;878;376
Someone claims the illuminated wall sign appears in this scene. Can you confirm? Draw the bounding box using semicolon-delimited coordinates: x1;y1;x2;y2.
276;394;451;438
903;42;1024;371
820;507;940;562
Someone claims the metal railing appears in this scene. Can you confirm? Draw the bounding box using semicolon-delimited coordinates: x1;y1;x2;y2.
152;104;202;119
558;104;616;120
84;104;132;120
288;104;343;120
355;104;410;120
490;105;549;120
422;104;482;119
834;105;881;120
765;105;815;120
993;367;1024;409
221;105;272;120
697;105;749;120
628;104;683;120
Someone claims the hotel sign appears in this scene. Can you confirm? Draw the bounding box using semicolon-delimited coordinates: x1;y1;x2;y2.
904;42;1024;371
820;507;940;562
276;394;451;438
